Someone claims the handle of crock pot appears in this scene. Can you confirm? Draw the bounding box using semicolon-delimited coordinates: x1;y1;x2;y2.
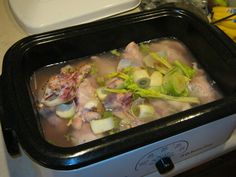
0;76;20;156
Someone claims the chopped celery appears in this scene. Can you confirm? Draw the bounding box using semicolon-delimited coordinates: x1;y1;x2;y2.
110;49;121;57
174;60;196;78
102;111;113;118
104;88;128;93
150;52;172;69
96;87;109;100
162;72;189;96
140;43;151;54
96;76;105;86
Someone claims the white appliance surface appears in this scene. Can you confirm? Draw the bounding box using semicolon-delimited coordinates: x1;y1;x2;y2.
1;115;236;177
8;0;141;34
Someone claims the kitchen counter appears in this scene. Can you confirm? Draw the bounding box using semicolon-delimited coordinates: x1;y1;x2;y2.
0;1;26;177
0;0;26;74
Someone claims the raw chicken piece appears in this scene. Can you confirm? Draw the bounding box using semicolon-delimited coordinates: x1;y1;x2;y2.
149;40;194;66
70;123;104;145
113;111;144;130
167;100;191;112
149;99;177;117
91;56;119;76
122;42;144;67
104;92;132;111
189;72;221;104
71;77;103;129
41;64;92;107
106;77;124;89
104;92;144;129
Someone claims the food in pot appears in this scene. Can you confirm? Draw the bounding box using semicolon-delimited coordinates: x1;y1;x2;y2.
31;39;222;147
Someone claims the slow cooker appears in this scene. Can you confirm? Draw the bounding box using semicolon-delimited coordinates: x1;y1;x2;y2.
1;6;236;177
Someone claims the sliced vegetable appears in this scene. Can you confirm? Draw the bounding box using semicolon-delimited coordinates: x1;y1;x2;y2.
133;69;150;88
137;104;156;121
150;52;172;69
90;117;115;134
150;71;163;87
55;101;76;119
96;76;105;86
139;43;151;54
111;49;121;57
162;71;189;96
96;87;109;100
174;60;196;78
136;88;200;103
105;70;199;103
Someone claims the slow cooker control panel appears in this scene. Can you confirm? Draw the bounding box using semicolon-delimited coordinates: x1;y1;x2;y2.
135;140;189;173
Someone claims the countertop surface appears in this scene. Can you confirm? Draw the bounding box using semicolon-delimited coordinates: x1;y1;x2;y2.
0;0;26;74
1;1;236;177
0;1;26;177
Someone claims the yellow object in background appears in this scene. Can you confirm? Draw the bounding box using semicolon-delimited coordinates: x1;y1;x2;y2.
217;24;236;41
212;6;236;42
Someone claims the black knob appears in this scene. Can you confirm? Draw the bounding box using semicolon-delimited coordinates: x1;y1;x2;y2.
155;157;174;174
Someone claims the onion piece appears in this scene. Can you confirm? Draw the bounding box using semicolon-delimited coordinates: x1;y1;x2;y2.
96;87;108;101
133;69;150;88
55;101;76;119
137;104;156;121
90;117;115;134
150;71;163;87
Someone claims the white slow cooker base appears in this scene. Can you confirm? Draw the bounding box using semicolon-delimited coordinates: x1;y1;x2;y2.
2;115;236;177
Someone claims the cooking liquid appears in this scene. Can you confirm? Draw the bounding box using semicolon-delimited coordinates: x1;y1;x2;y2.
30;38;222;147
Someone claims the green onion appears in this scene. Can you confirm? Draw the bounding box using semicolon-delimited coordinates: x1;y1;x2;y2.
150;52;172;69
174;60;196;78
110;49;121;57
133;69;150;88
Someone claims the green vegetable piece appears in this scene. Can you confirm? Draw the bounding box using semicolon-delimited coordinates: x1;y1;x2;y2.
96;87;108;100
174;60;196;78
96;76;105;86
102;111;113;118
150;52;172;69
163;71;189;96
110;49;121;57
104;88;128;94
133;69;150;88
140;43;151;54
